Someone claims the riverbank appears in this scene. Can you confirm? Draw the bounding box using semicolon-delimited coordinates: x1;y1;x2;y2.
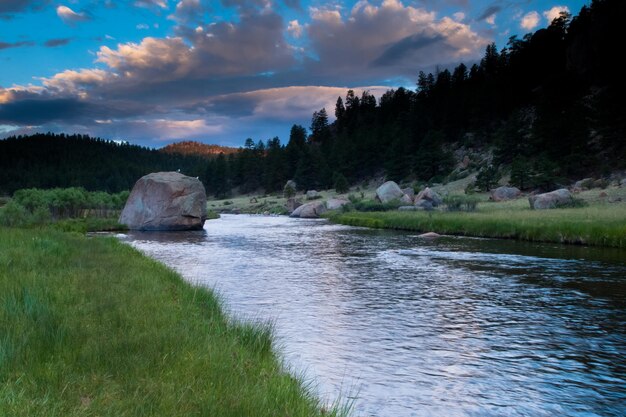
0;228;344;416
326;204;626;247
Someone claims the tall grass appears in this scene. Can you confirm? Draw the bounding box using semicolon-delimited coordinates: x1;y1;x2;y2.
0;228;345;416
328;205;626;247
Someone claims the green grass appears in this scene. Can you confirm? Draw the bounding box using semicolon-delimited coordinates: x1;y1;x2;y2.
0;228;346;417
327;204;626;247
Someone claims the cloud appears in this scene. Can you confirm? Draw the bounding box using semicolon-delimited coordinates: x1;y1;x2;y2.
56;5;90;24
307;0;487;80
520;11;540;30
0;40;34;50
43;38;72;47
134;0;168;8
543;5;569;23
136;23;150;29
287;19;303;38
477;5;500;22
0;0;49;15
168;0;204;23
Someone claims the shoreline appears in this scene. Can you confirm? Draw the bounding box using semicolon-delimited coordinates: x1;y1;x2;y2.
0;227;345;417
325;207;626;248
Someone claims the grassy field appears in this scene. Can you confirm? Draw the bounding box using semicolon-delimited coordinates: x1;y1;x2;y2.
0;228;345;417
327;186;626;248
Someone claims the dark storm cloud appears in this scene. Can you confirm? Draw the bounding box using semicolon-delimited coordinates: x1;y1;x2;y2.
477;5;502;21
371;33;446;67
0;0;49;14
0;40;34;50
43;38;72;47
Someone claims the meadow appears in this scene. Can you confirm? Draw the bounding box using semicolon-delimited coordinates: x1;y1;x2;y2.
0;228;346;417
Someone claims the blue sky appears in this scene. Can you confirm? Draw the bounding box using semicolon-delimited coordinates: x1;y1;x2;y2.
0;0;587;147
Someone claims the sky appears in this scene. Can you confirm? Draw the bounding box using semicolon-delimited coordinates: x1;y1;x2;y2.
0;0;586;148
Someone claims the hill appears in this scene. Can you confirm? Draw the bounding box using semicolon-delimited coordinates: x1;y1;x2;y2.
160;141;239;158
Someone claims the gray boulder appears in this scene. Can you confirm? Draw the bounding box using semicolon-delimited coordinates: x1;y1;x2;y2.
286;198;302;213
119;172;207;231
529;189;573;209
376;181;405;203
418;232;441;238
414;199;434;211
490;186;521;202
573;178;593;191
402;187;415;200
398;206;419;211
306;190;320;200
326;199;349;210
414;187;442;207
290;201;327;218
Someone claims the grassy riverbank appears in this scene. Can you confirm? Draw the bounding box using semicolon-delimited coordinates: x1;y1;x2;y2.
327;204;626;248
0;228;343;416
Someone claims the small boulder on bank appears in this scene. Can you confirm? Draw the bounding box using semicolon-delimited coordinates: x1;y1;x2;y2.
376;181;405;203
417;232;441;239
286;198;302;213
490;186;521;202
326;199;349;210
290;201;327;218
402;187;415;200
529;189;573;210
414;187;442;207
306;190;320;200
119;171;207;231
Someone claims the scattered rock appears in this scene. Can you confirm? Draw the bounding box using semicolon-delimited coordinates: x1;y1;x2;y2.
376;181;405;203
490;186;521;202
402;187;415;199
461;155;470;169
249;197;258;203
529;189;573;210
599;191;608;199
414;199;434;211
306;190;319;200
283;180;297;197
401;194;413;204
573;178;594;191
414;187;442;207
290;201;327;218
326;199;349;210
609;197;623;203
119;171;207;231
286;198;302;213
398;206;419;211
418;232;440;238
620;178;626;188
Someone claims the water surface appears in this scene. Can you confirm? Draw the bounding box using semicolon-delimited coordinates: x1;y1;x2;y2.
121;214;626;417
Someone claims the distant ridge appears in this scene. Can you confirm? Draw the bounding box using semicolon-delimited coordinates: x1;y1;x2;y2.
160;141;239;158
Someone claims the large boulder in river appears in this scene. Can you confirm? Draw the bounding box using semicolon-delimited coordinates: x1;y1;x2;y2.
119;172;207;231
490;186;521;202
414;187;442;207
290;201;327;218
529;189;573;210
376;181;405;203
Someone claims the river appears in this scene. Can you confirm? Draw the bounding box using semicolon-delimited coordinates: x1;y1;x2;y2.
120;214;626;417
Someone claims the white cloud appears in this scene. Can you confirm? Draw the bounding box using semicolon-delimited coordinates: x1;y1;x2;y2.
453;12;465;22
543;5;569;23
485;13;495;25
56;5;90;24
520;11;540;30
287;19;303;38
136;23;150;30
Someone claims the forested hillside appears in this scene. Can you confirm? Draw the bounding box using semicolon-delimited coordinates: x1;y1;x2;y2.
1;0;624;198
0;133;207;193
205;0;625;196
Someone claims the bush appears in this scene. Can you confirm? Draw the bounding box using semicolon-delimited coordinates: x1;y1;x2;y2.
475;165;500;192
0;201;31;227
444;195;479;212
353;199;403;212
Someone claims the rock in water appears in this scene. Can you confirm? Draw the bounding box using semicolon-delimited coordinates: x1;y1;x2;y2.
490;186;521;202
119;172;207;231
528;189;573;210
376;181;405;203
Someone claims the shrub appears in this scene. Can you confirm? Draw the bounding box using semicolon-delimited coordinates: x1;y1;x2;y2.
444;195;479;212
333;172;349;194
475;165;499;191
353;199;403;212
0;201;30;227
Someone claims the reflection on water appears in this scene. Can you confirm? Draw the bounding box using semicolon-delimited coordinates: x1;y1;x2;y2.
121;214;626;417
